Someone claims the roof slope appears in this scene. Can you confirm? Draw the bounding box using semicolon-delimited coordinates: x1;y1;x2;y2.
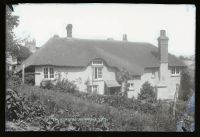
16;37;185;75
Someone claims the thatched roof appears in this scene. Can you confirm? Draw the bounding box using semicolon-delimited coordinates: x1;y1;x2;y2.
16;37;185;75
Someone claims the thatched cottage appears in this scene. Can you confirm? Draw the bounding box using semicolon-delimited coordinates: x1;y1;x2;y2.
16;24;185;100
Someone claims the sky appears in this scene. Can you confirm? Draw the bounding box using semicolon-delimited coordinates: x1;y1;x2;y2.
12;4;196;57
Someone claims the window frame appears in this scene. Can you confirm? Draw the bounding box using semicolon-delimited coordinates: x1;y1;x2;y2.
92;60;103;66
92;85;98;94
49;67;54;78
44;67;54;79
94;67;103;80
44;67;49;79
171;67;180;76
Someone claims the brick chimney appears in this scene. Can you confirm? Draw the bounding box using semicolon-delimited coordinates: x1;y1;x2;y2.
158;30;169;81
66;24;73;38
158;30;169;63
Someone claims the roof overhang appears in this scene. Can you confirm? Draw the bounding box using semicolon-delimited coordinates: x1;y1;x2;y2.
105;80;121;88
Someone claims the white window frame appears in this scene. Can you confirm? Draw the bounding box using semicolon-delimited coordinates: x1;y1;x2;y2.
44;67;48;78
171;67;180;76
94;67;103;80
92;59;103;80
92;60;103;66
44;67;54;79
49;67;54;78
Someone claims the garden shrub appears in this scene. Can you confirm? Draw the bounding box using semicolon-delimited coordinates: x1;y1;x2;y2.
54;79;78;93
179;68;193;101
138;81;156;103
40;78;78;94
23;100;46;123
6;71;22;90
25;74;35;85
40;80;55;89
6;89;26;121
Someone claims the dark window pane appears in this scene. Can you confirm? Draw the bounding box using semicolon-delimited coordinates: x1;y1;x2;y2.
95;68;98;79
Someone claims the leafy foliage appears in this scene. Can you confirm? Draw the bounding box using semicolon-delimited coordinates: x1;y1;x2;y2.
179;68;193;101
40;80;55;89
6;89;25;121
6;7;31;63
54;79;77;93
40;78;77;94
16;46;32;64
138;81;156;103
6;7;19;53
25;74;35;85
116;68;131;97
6;71;22;90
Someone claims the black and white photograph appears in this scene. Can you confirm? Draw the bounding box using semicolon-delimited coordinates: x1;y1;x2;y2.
5;3;195;132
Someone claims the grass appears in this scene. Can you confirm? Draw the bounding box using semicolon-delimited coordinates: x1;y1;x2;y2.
15;84;176;131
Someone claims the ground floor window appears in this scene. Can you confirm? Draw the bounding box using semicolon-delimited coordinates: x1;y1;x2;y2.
44;67;54;79
92;85;98;94
50;68;54;78
127;82;134;91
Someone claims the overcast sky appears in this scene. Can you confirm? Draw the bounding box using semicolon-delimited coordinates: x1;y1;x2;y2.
12;4;195;56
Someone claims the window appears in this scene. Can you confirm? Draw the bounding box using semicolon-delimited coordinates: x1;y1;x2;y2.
97;68;102;78
94;67;103;80
171;67;180;75
44;67;54;79
130;83;134;87
171;67;175;74
44;67;48;78
127;82;134;90
92;60;103;66
50;68;54;78
176;67;180;74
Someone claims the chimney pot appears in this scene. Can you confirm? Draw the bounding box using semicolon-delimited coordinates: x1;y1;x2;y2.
66;24;73;38
123;34;127;41
160;30;166;36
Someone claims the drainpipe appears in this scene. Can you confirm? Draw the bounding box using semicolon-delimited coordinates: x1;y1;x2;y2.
22;64;25;84
173;84;180;118
91;66;94;93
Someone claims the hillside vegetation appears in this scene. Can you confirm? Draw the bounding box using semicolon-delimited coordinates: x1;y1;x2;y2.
6;73;176;131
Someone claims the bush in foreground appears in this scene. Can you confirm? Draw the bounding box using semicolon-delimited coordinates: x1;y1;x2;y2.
138;81;156;103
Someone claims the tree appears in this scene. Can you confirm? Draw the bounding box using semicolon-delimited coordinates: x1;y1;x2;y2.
16;45;32;64
138;81;156;103
6;6;19;55
6;6;31;63
116;68;131;97
178;68;193;101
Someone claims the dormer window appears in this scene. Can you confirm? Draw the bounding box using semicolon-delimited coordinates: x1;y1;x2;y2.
92;59;103;80
92;60;103;66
